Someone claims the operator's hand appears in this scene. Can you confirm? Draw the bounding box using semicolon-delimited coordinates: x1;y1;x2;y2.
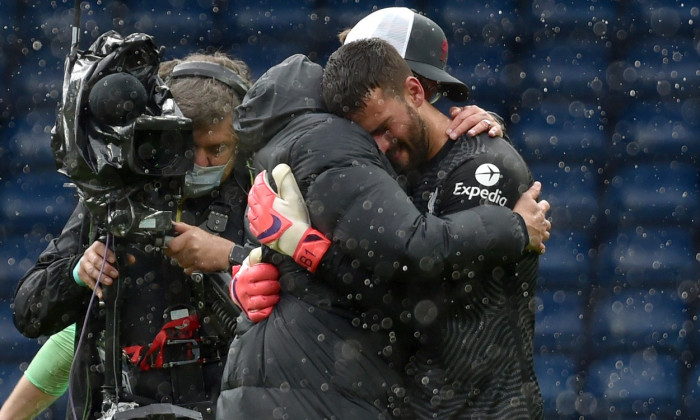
166;222;233;275
77;240;135;299
513;182;552;254
446;105;503;139
230;247;281;323
247;163;330;273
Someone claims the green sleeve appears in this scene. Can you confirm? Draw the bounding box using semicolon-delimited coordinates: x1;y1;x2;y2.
24;324;75;397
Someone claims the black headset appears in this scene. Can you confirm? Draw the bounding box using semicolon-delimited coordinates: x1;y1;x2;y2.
169;60;254;187
169;61;251;101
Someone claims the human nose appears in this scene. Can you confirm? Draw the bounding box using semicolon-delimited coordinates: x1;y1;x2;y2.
193;148;208;166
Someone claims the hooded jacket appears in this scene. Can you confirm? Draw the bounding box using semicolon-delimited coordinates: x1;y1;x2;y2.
218;54;532;419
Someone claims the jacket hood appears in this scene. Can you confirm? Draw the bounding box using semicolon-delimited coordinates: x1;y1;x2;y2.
234;54;325;157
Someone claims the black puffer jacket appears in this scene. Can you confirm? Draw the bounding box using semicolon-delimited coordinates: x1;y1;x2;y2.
217;55;530;419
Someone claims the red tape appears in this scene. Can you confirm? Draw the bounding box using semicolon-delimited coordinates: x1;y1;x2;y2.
123;313;200;371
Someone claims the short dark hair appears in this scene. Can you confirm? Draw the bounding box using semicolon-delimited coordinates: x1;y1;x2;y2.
322;38;412;118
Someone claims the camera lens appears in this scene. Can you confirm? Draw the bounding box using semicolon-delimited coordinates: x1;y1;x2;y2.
134;131;183;173
129;116;194;176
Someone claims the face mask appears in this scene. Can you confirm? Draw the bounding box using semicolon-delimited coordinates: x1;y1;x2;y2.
183;163;228;198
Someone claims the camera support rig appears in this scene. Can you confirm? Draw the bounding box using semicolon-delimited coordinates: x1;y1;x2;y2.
53;1;214;419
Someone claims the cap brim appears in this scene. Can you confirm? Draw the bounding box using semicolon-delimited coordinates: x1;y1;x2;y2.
407;60;470;102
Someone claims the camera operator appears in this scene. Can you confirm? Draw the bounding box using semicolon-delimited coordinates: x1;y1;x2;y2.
12;52;252;420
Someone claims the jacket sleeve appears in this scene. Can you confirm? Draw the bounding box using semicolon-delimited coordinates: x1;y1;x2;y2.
13;202;94;338
308;165;526;283
297;126;529;284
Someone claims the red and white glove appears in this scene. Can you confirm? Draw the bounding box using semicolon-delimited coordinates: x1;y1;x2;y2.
229;247;281;323
247;163;330;273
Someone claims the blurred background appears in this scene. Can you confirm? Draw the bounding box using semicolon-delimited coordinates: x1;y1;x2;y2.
0;0;698;418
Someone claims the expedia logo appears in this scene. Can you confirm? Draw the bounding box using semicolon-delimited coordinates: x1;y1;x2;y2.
453;163;507;206
474;163;501;187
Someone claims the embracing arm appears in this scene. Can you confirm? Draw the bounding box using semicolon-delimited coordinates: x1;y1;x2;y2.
249;162;529;284
308;165;528;282
247;118;535;284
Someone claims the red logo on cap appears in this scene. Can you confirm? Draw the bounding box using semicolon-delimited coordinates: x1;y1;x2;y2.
441;39;448;63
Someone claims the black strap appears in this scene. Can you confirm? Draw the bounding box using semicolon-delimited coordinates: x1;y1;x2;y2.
170;61;250;101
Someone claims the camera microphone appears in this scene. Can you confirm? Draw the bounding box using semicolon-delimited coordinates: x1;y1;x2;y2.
88;73;148;125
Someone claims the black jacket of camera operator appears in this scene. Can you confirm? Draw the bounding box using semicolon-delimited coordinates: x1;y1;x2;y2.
14;31;249;419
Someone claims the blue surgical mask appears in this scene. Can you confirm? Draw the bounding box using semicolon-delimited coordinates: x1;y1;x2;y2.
183;163;228;198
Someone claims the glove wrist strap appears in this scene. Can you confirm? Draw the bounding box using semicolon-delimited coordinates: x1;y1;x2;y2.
292;228;330;273
229;265;246;314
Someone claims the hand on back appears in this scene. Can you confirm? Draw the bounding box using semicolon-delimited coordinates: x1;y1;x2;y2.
513;182;552;253
447;105;504;139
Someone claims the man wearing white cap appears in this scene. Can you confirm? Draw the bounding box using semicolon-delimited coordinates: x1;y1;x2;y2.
320;36;545;419
340;7;504;140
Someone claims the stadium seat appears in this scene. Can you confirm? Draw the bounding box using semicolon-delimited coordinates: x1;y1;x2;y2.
589;287;688;354
2;1;698;417
531;163;599;229
527;0;619;29
0;233;51;299
534;353;580;418
513;96;606;165
12;50;65;113
227;41;309;80
585;349;683;417
231;0;318;38
3;110;61;176
448;44;516;103
534;288;585;353
119;9;217;55
0;304;41;363
0;2;18;71
15;0;74;43
601;162;699;227
609;100;700;165
622;1;699;39
536;229;593;290
524;38;611;100
434;0;522;48
595;226;698;289
321;0;383;32
1;174;76;237
683;363;700;415
0;362;25;404
612;37;699;100
420;0;525;101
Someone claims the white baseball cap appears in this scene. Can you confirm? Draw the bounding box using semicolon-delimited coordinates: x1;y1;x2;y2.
344;7;470;102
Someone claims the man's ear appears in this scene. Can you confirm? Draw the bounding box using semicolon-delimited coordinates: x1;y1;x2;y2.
405;75;425;107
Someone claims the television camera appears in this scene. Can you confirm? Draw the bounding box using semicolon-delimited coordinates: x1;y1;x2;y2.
51;29;239;420
51;31;194;243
